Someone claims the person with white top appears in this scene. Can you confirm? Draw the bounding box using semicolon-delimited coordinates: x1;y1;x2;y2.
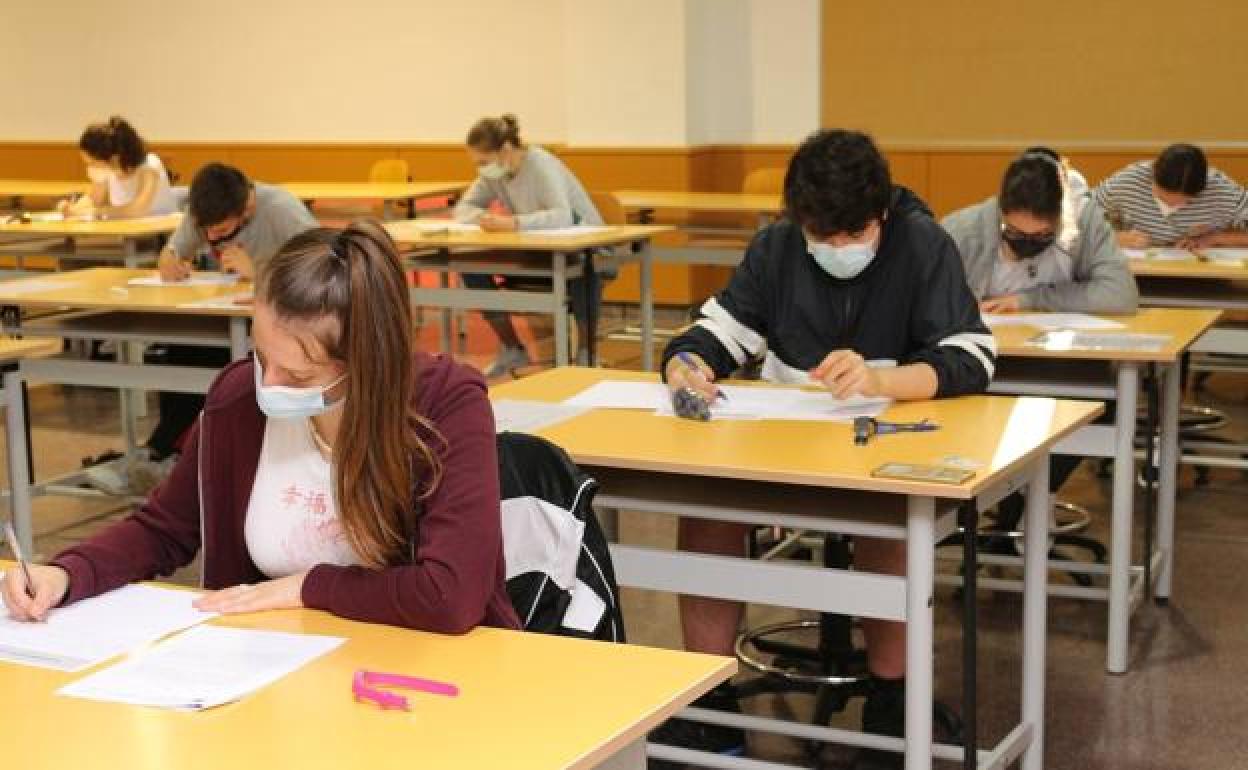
61;116;177;219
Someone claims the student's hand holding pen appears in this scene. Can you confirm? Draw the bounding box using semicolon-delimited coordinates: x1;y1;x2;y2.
219;244;254;280
665;352;721;402
158;251;192;282
1;563;69;622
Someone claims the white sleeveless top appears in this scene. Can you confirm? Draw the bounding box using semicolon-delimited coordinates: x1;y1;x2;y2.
243;417;362;578
108;153;177;215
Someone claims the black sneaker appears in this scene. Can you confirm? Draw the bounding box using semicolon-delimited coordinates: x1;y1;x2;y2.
648;684;746;769
854;677;905;770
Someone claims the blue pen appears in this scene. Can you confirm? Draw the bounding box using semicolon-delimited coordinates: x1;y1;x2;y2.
676;352;727;401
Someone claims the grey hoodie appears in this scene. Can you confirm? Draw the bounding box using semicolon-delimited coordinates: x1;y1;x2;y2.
941;196;1138;314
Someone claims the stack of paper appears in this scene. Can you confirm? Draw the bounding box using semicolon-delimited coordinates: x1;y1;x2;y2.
982;313;1127;331
492;399;588;433
1197;248;1248;266
1027;330;1171;353
1123;248;1194;261
58;625;345;711
0;584;215;671
563;380;890;422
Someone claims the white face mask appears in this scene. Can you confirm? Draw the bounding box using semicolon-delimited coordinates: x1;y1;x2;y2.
1155;197;1181;218
86;166;113;184
806;233;877;280
479;161;507;181
253;359;346;420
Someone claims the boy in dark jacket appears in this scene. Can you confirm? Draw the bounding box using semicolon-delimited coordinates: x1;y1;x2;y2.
654;129;995;769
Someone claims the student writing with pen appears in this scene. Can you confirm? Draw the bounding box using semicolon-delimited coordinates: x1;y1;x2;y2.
653;130;995;770
82;163;317;499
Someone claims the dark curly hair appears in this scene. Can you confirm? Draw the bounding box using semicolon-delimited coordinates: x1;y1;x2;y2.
79;116;147;172
1153;143;1207;197
189;163;251;227
783;129;892;237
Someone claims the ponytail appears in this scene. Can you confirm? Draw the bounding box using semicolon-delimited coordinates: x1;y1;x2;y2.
465;113;523;152
78;116;147;171
258;219;444;568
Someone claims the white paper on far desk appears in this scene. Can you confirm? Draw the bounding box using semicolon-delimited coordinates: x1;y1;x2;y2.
1123;247;1193;261
176;290;254;310
58;625;346;711
981;313;1126;330
530;225;611;237
492;399;588;433
1197;248;1248;265
0;584;215;672
128;273;241;288
564;380;891;422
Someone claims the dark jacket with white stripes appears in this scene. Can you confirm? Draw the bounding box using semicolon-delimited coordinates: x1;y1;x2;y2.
664;186;996;396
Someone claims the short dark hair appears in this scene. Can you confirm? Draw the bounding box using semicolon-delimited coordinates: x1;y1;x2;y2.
1153;143;1207;196
1022;145;1061;164
189;163;251;226
784;129;891;237
1000;152;1063;220
78;116;147;171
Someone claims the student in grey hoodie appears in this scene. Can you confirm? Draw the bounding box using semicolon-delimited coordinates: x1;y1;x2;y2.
942;150;1138;315
941;150;1139;555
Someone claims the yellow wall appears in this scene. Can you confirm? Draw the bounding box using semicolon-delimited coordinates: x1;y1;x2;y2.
821;0;1248;143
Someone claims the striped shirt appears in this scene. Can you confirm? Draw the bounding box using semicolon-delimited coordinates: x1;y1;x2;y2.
1093;161;1248;246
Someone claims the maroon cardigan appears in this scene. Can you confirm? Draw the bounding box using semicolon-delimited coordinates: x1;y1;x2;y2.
53;352;520;634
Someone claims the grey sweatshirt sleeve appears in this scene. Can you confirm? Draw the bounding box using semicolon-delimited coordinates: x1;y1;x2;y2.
452;177;496;223
939;201;995;302
168;213;202;260
513;156;575;230
1019;200;1139;314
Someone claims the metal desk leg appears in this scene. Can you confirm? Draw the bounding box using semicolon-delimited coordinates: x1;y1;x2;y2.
1108;362;1140;674
639;240;655;371
1155;360;1182;603
229;317;250;359
553;251;569;367
905;495;936;770
4;368;33;557
117;336;139;459
582;250;598;366
1022;457;1051;770
960;502;978;770
438;254;452;355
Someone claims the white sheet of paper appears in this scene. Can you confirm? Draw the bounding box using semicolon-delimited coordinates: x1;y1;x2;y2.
1123;247;1194;261
388;220;481;238
492;399;588;433
128;273;240;288
982;313;1126;330
1198;248;1248;265
0;584;215;672
564;380;890;422
1028;330;1171;353
530;225;611;237
58;624;345;710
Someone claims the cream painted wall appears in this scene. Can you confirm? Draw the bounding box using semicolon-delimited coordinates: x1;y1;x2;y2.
0;0;820;146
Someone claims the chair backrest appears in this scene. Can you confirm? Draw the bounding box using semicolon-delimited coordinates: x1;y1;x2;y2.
588;190;627;225
497;431;626;642
369;158;410;184
743;167;785;195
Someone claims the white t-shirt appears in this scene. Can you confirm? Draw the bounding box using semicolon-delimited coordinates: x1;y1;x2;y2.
107;153;177;216
244;417;361;578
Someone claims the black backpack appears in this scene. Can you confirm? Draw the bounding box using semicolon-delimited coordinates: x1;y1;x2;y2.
497;431;626;643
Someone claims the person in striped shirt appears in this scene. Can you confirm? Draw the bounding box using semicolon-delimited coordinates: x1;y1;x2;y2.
1094;143;1248;249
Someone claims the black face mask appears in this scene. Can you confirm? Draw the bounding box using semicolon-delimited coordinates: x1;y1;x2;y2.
1003;232;1055;259
207;216;250;248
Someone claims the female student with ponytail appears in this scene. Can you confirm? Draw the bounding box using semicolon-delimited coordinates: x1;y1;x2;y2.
62;116;177;219
1;219;520;633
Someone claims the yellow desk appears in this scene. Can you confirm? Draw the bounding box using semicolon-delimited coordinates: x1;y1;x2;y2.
493;367;1101;770
386;223;672;369
0;180;90;200
612;190;783;267
282;181;467;219
0;212;182;272
0;268;252;534
986;308;1219;673
5;589;734;770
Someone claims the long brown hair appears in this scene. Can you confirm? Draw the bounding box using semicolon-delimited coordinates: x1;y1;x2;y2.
257;219;443;568
466;113;523;152
79;116;147;171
